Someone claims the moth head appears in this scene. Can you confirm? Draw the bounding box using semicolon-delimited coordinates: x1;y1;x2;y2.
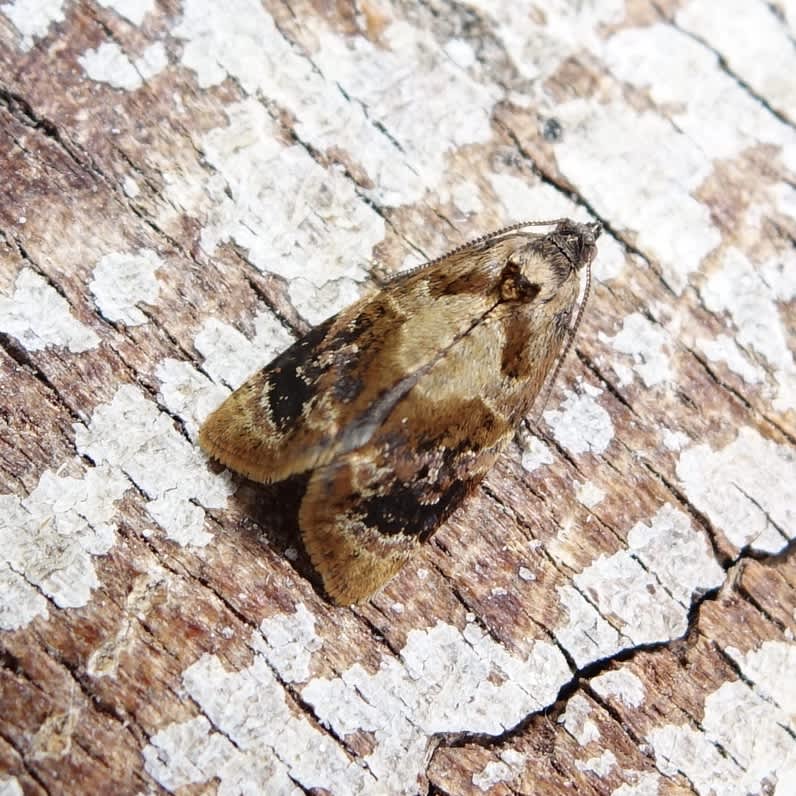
499;220;600;303
552;220;601;272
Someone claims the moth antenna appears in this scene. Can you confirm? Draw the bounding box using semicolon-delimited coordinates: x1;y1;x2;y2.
378;219;570;285
532;253;592;425
424;218;570;268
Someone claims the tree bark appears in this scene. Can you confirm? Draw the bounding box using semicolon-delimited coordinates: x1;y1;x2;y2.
1;1;794;794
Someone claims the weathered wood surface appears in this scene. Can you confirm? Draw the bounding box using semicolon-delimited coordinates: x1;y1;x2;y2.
1;1;794;794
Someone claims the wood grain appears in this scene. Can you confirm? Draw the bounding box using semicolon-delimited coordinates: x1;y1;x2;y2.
1;1;794;794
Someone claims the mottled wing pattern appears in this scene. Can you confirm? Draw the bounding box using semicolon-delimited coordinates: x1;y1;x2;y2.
199;220;599;604
300;287;577;604
199;237;527;482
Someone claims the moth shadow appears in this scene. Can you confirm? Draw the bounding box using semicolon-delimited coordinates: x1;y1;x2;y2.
228;474;326;597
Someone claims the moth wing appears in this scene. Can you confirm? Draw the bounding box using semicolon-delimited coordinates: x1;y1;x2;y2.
199;244;512;483
299;440;503;605
198;316;338;483
299;287;580;604
202;221;594;602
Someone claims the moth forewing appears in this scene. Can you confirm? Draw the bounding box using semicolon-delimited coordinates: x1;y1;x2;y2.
199;219;601;604
198;248;504;483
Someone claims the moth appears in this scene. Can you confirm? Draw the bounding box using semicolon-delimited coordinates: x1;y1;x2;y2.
199;218;601;605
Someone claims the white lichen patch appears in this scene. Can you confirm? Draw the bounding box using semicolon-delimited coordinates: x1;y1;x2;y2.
577;749;617;777
601;313;672;388
122;175;140;198
444;37;476;69
193;309;294;390
143;715;302;794
0;563;48;631
603;22;796;166
445;179;483;216
698;334;765;386
0;776;24;796
155;358;229;441
287;274;363;327
555;505;722;667
472;750;527;792
314;19;500;199
647;722;742;792
724;640;796;720
590;233;628;285
759;252;796;303
468;0;625;83
79;42;139;90
0;268;100;352
97;0;154;26
574;551;686;646
576;480;605;509
301;621;571;794
79;41;166;90
611;773;661;796
676;0;796;126
767;182;796;231
518;429;555;473
0;464;129;627
89;249;162;326
648;679;796;795
472;760;514;791
144;656;376;794
554;585;621;671
252;603;322;684
163;98;383;324
544;390;614;456
552;100;720;294
0;0;65;50
518;566;536;582
591;669;646;709
627;504;724;606
174;0;498;207
74;385;234;546
677;426;794;553
699;248;795;412
704;680;796;788
488;172;580;224
661;428;689;452
559;693;600;745
135;42;167;80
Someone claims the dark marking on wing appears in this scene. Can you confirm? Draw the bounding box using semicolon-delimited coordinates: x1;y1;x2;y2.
265;318;333;431
361;478;470;540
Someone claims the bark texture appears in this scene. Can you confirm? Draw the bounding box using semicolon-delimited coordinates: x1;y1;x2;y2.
1;1;794;794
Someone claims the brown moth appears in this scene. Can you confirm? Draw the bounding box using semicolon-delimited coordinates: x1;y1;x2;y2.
199;219;601;605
